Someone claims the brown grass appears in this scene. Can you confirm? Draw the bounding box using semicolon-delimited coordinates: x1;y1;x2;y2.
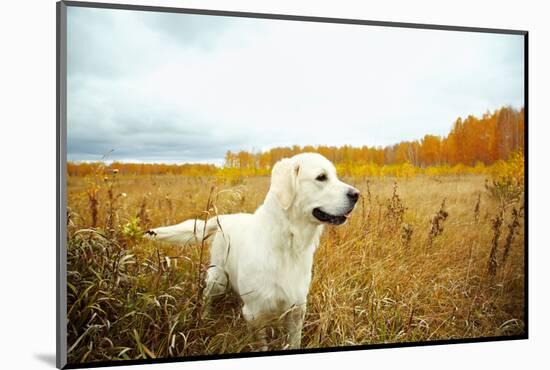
66;172;525;364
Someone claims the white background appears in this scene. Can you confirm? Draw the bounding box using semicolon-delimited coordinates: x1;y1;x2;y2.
0;0;547;369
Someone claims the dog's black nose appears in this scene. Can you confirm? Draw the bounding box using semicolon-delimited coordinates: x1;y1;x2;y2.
347;189;360;203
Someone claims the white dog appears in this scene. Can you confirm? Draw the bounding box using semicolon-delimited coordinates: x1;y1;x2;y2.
146;153;359;349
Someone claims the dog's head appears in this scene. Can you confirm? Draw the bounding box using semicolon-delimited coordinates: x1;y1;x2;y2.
270;153;360;225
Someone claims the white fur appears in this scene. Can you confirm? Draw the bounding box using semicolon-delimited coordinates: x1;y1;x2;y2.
146;153;359;349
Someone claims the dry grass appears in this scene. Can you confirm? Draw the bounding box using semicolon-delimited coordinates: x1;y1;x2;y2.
66;172;525;365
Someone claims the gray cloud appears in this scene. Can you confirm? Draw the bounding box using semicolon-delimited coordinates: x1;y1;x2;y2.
67;134;241;163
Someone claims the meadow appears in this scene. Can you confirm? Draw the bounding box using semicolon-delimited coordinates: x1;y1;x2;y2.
66;159;525;364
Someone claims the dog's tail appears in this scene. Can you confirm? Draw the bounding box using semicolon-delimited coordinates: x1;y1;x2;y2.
144;217;221;245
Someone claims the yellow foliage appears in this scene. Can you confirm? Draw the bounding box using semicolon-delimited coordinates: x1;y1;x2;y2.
68;155;524;182
485;152;525;205
490;151;525;185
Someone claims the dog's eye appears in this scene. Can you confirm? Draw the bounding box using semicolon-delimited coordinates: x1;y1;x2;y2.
315;173;327;182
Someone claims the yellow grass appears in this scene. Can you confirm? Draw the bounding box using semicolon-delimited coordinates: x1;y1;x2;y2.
66;171;525;364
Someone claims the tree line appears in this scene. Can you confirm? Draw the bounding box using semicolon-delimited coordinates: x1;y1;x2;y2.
224;106;524;169
67;162;218;177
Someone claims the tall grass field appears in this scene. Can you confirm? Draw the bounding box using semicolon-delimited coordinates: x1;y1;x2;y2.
66;158;525;364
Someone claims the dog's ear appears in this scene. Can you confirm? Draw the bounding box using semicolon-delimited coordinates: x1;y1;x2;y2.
271;158;300;210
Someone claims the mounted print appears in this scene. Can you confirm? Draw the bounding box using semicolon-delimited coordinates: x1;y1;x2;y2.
57;1;528;368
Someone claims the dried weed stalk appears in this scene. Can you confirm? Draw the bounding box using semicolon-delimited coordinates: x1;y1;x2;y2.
427;199;449;247
487;208;504;277
501;207;520;265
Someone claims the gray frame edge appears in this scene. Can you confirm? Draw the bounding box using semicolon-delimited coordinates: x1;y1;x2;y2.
57;1;68;369
62;0;527;35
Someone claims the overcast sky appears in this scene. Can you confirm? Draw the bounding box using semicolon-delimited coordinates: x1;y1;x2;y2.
67;7;524;164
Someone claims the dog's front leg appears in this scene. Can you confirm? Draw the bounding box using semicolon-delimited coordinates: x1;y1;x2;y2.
286;304;306;349
201;266;228;319
242;305;269;352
